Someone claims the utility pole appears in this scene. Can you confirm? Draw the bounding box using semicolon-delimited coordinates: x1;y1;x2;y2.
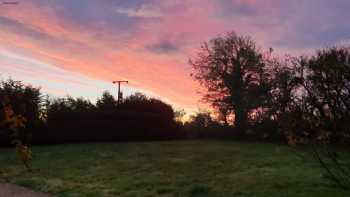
112;80;128;105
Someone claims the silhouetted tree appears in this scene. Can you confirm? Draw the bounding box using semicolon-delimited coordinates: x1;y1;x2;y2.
273;47;350;189
277;47;350;144
190;32;270;137
119;93;149;111
254;57;302;141
0;79;43;145
119;93;174;121
174;109;186;123
96;91;117;112
185;112;213;138
184;111;231;139
38;91;180;143
300;47;350;142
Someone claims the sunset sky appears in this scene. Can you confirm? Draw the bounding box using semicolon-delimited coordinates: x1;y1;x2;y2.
1;0;349;113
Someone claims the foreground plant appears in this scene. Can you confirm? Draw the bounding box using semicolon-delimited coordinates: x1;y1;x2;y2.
1;104;32;171
286;129;350;190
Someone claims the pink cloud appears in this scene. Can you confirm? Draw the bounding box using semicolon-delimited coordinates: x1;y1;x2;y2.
1;0;349;112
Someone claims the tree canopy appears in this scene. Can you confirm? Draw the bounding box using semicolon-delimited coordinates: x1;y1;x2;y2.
190;32;270;136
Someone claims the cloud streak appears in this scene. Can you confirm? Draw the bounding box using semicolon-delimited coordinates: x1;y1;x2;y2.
1;0;349;112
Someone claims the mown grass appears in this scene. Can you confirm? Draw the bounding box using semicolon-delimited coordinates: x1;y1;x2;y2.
0;140;349;197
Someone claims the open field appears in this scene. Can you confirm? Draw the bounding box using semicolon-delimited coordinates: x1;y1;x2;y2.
0;140;349;197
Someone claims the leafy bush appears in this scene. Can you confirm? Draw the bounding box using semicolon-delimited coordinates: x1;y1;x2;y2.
1;103;32;171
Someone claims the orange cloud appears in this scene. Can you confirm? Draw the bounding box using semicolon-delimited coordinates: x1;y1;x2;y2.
1;0;347;113
0;4;203;111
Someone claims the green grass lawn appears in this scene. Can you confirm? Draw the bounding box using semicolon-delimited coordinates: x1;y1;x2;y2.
0;140;349;197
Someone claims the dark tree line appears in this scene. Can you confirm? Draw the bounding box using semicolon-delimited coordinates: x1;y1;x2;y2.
0;81;186;145
189;32;350;189
1;31;350;147
42;91;183;143
191;32;350;144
